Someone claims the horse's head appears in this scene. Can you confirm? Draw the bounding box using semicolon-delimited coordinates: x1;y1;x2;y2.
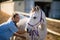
25;6;43;33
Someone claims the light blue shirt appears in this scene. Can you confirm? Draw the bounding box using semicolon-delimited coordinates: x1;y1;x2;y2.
0;19;18;40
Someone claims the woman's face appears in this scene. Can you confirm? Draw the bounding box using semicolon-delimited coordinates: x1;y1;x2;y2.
14;15;20;23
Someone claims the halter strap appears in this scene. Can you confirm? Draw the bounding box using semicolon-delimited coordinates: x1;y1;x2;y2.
40;10;44;22
28;10;44;27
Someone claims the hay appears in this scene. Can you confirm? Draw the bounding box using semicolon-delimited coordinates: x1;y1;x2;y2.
0;11;10;24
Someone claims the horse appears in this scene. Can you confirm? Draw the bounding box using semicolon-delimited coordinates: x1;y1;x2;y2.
25;6;47;40
12;6;47;40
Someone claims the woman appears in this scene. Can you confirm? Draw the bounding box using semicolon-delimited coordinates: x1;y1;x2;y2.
0;13;26;40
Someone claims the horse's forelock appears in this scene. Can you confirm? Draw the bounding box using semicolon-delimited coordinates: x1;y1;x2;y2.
30;10;40;15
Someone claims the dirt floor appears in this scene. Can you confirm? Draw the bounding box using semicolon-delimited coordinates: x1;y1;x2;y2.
0;11;10;24
47;20;60;33
46;32;60;40
0;11;60;40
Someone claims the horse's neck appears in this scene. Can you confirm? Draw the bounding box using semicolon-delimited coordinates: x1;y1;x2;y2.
39;21;47;31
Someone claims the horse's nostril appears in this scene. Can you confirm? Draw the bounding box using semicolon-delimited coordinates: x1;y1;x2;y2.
27;28;31;33
27;28;30;33
33;17;36;19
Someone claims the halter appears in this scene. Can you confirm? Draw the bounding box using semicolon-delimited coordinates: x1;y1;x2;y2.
28;10;44;27
28;10;44;40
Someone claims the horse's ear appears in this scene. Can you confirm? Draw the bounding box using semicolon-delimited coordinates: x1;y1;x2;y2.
35;6;40;11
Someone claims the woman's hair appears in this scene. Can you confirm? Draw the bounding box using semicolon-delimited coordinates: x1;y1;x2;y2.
12;13;19;18
8;13;19;21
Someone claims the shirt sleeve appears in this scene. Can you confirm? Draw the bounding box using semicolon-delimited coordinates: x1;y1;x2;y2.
9;22;18;33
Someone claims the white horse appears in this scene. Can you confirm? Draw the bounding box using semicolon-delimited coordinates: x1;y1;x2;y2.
12;7;47;40
25;7;47;40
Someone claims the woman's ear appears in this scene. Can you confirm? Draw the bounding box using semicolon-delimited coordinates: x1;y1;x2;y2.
12;17;15;21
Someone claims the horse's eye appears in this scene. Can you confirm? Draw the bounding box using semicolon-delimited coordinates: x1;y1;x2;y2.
33;17;36;19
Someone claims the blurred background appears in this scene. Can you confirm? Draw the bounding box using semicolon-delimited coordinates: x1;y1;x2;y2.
0;0;60;40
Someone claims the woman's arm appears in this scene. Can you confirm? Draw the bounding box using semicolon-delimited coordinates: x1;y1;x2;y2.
16;30;27;34
14;32;26;39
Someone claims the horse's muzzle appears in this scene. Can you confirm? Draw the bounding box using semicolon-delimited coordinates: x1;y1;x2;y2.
27;28;32;36
27;28;32;33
